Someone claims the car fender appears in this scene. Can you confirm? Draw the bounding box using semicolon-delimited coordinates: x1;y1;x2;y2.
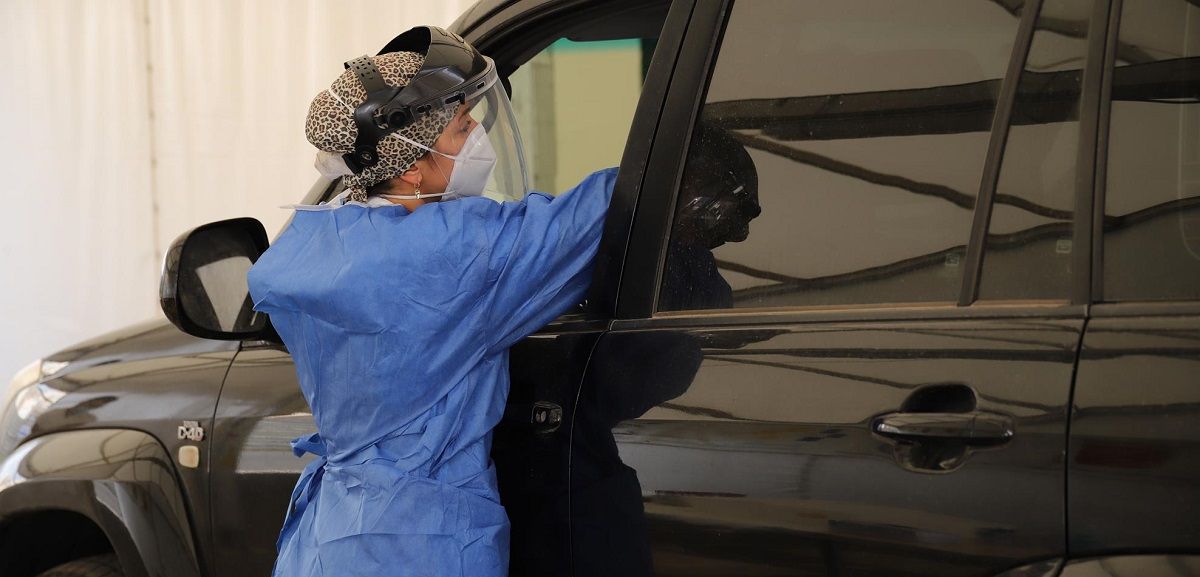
0;429;201;577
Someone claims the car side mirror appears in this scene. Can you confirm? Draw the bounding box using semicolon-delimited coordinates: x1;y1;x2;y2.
160;217;272;340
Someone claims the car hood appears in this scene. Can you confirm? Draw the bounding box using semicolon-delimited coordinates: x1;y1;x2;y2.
41;317;240;383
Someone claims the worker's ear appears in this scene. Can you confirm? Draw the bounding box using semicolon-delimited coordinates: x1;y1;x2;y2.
396;163;422;189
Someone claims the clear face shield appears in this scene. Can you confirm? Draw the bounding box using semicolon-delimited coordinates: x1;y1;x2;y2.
468;81;529;202
397;79;529;202
332;32;532;203
368;64;528;204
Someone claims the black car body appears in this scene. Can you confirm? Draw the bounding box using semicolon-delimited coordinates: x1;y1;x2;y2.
1;0;1198;576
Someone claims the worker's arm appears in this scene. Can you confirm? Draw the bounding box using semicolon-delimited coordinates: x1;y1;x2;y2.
484;168;617;353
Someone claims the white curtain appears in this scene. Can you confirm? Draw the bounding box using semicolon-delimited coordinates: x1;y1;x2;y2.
0;0;473;382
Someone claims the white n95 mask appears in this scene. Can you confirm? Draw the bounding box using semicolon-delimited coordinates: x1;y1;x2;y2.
443;125;498;200
315;150;354;180
383;125;498;201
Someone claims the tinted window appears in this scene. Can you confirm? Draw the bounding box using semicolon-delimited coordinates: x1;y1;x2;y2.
658;0;1024;312
978;0;1092;301
1102;0;1200;301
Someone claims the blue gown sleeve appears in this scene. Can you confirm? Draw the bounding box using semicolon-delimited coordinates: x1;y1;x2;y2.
484;168;617;353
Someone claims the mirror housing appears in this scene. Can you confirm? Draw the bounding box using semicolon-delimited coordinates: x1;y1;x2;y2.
160;217;273;341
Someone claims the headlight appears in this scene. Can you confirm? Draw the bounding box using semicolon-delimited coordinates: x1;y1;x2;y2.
10;361;41;390
0;359;68;459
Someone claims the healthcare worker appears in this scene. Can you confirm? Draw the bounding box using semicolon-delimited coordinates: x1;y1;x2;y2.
247;26;616;577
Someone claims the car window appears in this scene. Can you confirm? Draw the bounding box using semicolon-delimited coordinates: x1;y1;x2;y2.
657;0;1026;313
507;9;663;195
977;0;1093;302
1101;0;1200;301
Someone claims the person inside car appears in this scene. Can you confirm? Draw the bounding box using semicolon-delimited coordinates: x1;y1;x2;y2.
660;120;762;311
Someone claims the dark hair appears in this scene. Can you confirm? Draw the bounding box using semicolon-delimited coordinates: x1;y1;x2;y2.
367;179;393;197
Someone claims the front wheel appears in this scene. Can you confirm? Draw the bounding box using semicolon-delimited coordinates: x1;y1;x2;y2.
37;554;124;577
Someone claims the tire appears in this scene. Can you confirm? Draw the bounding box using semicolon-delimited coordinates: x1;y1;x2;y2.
37;554;124;577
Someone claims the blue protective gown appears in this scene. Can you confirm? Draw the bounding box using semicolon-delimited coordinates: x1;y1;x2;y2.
247;168;617;577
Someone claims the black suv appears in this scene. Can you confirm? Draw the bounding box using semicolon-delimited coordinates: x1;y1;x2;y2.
2;0;1198;576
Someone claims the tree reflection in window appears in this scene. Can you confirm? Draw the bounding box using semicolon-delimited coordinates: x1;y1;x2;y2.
659;0;1027;312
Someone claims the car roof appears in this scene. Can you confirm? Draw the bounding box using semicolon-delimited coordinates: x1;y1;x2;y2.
448;0;520;37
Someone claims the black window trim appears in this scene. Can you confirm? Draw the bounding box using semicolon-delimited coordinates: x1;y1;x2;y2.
959;0;1045;305
1090;0;1122;303
1072;0;1118;306
614;0;728;320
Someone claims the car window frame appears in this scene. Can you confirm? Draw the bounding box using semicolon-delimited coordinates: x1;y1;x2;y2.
1075;0;1116;307
614;0;1113;326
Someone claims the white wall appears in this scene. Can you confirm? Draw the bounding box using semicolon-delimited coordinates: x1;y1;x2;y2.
0;0;473;383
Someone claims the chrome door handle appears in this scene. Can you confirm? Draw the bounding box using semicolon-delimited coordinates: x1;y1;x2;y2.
872;411;1014;446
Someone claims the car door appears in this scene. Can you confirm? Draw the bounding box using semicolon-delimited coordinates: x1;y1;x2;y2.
207;2;684;576
571;0;1106;575
1068;0;1200;558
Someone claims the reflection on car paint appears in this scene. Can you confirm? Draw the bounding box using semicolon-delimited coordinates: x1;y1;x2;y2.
575;320;1080;576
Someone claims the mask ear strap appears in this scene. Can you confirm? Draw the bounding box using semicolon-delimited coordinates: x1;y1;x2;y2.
379;191;452;201
391;131;460;161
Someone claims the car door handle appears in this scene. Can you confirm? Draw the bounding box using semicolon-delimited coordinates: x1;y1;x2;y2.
872;411;1014;446
502;401;563;434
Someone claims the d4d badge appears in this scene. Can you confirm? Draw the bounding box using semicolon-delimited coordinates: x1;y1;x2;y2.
178;420;205;442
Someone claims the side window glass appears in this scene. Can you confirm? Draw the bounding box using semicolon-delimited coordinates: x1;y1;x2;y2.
658;0;1024;313
978;0;1092;301
507;5;666;194
1102;0;1200;301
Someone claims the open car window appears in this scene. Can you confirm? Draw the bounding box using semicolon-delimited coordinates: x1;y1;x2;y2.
506;3;668;196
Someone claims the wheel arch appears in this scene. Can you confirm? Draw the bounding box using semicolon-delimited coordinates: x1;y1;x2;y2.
0;429;202;577
0;509;115;577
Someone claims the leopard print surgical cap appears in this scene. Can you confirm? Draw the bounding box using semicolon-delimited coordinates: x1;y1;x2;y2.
306;51;456;202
